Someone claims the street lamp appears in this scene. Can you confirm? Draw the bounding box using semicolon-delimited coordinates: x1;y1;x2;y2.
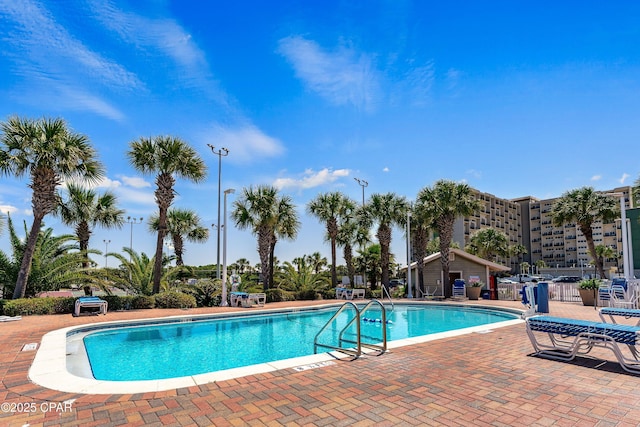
354;177;368;207
406;210;413;298
126;216;143;261
221;188;236;307
354;177;368;287
208;144;229;279
103;239;110;268
602;192;630;280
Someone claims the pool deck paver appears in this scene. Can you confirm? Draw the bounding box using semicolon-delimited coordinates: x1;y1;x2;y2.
2;299;640;426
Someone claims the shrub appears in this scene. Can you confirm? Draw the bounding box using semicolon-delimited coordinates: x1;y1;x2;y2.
296;289;319;300
153;291;197;309
131;295;155;309
3;298;57;316
265;288;295;303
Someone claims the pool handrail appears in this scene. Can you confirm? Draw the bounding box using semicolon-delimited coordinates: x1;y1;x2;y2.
339;300;387;355
313;301;361;357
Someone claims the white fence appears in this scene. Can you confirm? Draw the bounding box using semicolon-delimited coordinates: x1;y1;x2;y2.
497;280;640;307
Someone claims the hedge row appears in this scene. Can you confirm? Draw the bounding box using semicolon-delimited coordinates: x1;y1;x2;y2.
2;293;175;317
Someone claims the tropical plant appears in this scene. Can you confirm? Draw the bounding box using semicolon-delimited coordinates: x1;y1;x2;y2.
232;185;300;291
417;180;481;298
466;228;510;261
594;245;616;277
280;259;330;293
0;116;104;298
357;243;382;289
550;187;618;280
307;192;356;287
127;136;207;294
57;182;125;268
148;208;209;266
104;247;175;295
306;252;328;275
579;278;600;290
0;215;96;297
410;200;434;296
361;193;409;290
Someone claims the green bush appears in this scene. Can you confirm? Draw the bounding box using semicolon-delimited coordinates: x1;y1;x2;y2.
265;288;295;303
132;295;155;309
296;289;320;300
3;298;57;316
153;291;197;309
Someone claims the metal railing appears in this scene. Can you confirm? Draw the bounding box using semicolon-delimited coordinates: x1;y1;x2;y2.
313;300;388;357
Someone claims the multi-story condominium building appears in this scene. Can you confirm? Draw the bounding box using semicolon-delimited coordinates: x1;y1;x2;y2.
452;186;635;275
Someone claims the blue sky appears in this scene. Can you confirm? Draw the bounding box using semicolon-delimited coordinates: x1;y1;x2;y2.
1;1;639;269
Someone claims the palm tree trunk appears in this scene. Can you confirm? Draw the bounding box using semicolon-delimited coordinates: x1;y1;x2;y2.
173;235;184;266
377;225;391;291
77;221;91;269
13;215;44;299
438;217;454;299
582;226;605;279
258;227;271;292
344;243;354;285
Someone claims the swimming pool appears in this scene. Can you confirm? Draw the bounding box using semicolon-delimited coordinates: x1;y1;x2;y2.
30;302;523;394
86;303;517;381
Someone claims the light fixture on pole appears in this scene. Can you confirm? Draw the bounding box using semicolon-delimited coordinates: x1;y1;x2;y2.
406;209;412;298
221;188;236;307
602;192;630;280
208;144;229;280
354;177;368;287
103;239;111;268
354;177;368;207
126;216;143;262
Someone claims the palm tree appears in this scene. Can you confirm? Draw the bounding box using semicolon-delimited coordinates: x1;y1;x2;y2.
57;183;125;268
105;248;164;295
0;215;96;297
410;200;434;296
306;251;328;275
232;185;299;291
234;258;252;274
268;195;299;288
307;192;356;287
465;227;510;262
550;187;618;280
363;193;409;290
0;116;104;299
418;180;481;298
594;245;616;278
127;136;207;294
148;208;209;266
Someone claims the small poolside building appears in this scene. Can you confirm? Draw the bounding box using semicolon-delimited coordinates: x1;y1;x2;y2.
405;248;511;298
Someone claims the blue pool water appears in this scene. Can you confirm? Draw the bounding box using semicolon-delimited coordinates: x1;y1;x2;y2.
82;304;518;381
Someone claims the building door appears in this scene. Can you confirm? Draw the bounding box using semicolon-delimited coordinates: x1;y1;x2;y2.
449;271;462;284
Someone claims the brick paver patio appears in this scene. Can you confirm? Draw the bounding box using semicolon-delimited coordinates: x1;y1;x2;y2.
2;300;640;426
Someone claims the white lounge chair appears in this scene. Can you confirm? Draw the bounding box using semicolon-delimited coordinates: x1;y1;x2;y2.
526;315;640;374
249;293;266;306
73;297;108;317
230;292;250;307
610;285;639;309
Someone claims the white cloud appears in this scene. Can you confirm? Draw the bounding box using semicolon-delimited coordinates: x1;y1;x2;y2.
466;169;482;179
119;176;152;189
619;173;630;184
278;36;381;111
0;0;142;91
383;167;390;172
0;205;19;215
273;168;350;190
405;60;435;106
204;125;285;164
115;187;156;206
591;175;602;181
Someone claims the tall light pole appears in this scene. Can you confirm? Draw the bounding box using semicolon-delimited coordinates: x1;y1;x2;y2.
354;177;368;287
126;216;143;262
603;192;630;280
103;239;110;268
354;177;368;207
208;144;229;279
406;210;412;298
221;188;236;306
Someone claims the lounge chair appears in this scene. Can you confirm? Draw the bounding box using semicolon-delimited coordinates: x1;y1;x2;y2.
73;296;108;317
351;289;365;299
599;307;640;326
230;292;250;307
248;293;266;306
452;279;466;299
610;285;639;309
526;315;640;374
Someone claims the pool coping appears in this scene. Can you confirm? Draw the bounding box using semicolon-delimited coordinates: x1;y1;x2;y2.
29;302;525;395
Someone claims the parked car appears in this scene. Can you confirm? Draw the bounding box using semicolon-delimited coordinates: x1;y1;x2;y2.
552;276;581;283
498;278;518;284
389;279;405;288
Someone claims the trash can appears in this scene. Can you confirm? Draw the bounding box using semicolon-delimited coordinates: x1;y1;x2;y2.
537;282;549;313
481;290;491;299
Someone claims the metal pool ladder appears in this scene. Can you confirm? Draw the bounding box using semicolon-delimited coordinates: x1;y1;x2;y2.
313;300;388;358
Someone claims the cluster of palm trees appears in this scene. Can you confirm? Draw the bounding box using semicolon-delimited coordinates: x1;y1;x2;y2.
0;115;633;301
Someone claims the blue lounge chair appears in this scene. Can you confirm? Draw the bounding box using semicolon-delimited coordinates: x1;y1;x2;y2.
526;315;640;374
452;279;466;299
599;307;640;326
